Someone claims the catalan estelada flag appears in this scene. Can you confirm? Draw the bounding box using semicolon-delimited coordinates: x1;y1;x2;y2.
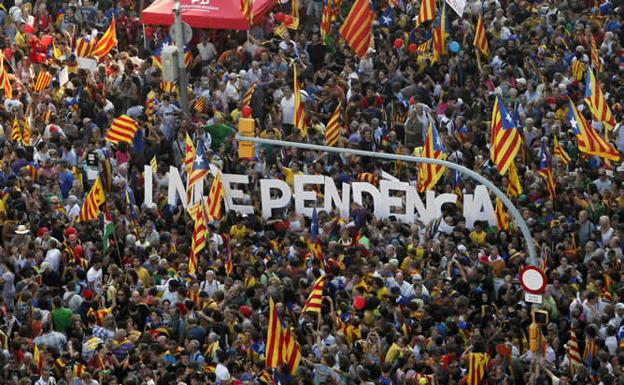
490;96;522;175
302;276;325;313
188;203;207;276
241;82;257;107
473;14;489;56
583;337;597;367
466;352;489;385
324;103;342;146
188;140;210;192
293;65;307;137
553;136;571;164
432;2;448;62
79;177;105;222
75;35;97;57
185;133;197;204
416;0;435;25
538;141;556;200
339;0;374;58
585;67;615;130
568;99;619;161
495;197;509;231
92;17;117;59
205;172;224;221
507;162;522;198
417;118;446;192
308;208;325;269
105;115;139;143
34;71;52;92
591;36;602;72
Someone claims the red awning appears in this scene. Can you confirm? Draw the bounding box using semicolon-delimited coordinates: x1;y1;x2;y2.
141;0;276;30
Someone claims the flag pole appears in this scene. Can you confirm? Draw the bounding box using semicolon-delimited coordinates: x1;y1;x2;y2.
105;204;124;267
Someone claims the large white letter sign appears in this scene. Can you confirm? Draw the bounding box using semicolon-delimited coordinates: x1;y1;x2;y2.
222;173;253;215
294;175;324;217
380;181;411;223
323;177;350;219
352;182;382;218
144;165;153;207
463;185;496;228
260;179;292;219
167;166;189;209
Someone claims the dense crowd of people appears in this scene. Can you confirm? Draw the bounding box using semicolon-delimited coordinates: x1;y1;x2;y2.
1;0;624;384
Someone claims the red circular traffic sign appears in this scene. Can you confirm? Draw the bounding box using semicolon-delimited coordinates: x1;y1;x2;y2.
519;266;547;294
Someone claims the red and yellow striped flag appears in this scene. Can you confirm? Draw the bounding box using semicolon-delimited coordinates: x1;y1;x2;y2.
473;14;489;56
105;115;139;144
293;65;307;137
538;142;557;200
324;103;342;146
416;0;435;25
34;344;43;374
205;173;224;221
466;352;489;385
11;117;21;142
495;197;509;231
553;136;571;164
591;36;602;72
22;116;30;146
34;71;52;92
92;17;117;59
193;97;205;113
0;56;12;98
185;133;197;204
241;82;257;107
188;203;207;276
78;177;105;222
240;0;254;26
266;297;284;369
571;59;587;82
568;330;581;373
225;249;233;276
357;172;378;186
507;162;522;198
339;0;374;58
73;363;86;379
302;276;325;313
320;0;334;43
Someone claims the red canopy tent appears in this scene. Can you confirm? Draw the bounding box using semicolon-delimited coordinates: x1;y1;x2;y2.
141;0;277;30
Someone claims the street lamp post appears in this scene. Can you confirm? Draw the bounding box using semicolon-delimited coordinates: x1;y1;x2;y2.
172;0;190;115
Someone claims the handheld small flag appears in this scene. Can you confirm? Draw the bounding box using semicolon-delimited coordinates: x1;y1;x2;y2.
205;172;224;221
150;156;158;174
11;117;21;142
293;65;307;137
339;0;374;58
473;14;489;56
33;71;52;92
495;197;509;231
92;17;117;59
22;116;30;146
188;141;210;191
538;141;557;200
507;162;522;197
78;177;106;222
302;276;325;314
417;118;446;192
416;0;436;25
585;67;615;130
241;82;257;107
553;136;571;165
324;103;342;146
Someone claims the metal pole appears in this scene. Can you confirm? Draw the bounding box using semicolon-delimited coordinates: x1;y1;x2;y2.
235;135;538;266
173;0;190;115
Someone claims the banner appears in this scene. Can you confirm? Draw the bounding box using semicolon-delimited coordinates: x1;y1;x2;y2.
446;0;466;16
143;166;496;229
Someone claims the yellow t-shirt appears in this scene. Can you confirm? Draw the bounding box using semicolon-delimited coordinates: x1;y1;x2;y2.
136;267;150;287
230;224;248;240
469;230;487;246
282;167;303;187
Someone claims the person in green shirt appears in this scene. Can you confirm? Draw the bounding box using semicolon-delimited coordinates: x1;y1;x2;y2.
51;296;73;333
203;115;234;150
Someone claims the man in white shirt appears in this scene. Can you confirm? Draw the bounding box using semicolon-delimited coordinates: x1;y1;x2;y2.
44;240;62;273
280;87;295;129
386;272;415;299
87;259;104;293
197;35;217;64
200;270;223;297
